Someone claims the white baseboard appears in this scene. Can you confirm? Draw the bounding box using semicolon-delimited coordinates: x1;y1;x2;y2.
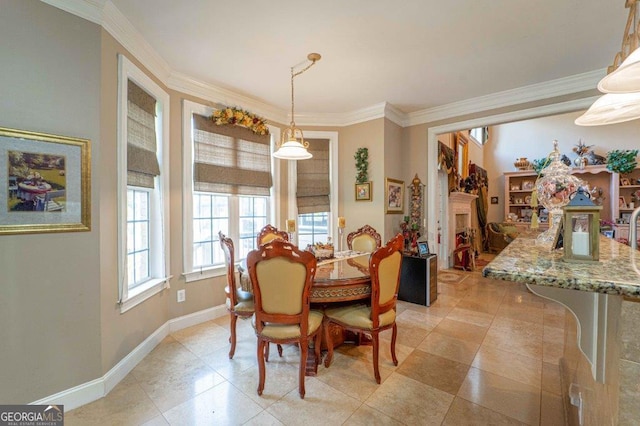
31;304;227;411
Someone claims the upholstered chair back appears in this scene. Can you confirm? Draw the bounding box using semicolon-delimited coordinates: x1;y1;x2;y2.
256;258;307;315
257;224;289;246
347;225;382;252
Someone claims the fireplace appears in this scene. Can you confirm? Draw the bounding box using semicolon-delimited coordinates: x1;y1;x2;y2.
447;192;478;267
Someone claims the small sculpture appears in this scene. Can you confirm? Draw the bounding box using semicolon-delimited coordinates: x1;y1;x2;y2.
586;150;606;165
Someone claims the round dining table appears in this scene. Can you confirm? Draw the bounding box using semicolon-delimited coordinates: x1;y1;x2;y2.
240;252;372;303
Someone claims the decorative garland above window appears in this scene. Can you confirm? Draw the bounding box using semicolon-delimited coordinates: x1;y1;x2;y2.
211;106;269;135
354;147;369;184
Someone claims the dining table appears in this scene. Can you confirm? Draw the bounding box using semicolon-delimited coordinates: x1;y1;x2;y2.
239;251;373;375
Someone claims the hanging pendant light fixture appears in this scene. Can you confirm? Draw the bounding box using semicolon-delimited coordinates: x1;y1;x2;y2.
273;53;321;160
576;1;640;126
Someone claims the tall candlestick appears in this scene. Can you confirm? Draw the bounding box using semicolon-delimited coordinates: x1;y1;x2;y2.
338;216;346;228
286;219;296;233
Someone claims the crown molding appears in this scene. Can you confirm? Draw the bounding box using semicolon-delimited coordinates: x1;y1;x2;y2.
406;69;604;126
40;0;105;24
42;0;603;130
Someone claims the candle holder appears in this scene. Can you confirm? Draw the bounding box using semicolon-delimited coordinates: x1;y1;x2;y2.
338;227;345;252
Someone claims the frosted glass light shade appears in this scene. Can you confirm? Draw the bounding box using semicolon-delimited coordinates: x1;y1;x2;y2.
575;92;640;126
598;47;640;93
273;140;313;160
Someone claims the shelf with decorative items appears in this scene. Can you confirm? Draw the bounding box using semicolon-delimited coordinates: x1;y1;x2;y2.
504;165;615;232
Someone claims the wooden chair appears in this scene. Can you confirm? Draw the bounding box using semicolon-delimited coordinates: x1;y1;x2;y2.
347;224;382;252
219;231;255;359
246;239;322;398
323;234;404;384
256;224;289;246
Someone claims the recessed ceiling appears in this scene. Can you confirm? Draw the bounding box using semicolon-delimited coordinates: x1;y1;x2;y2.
110;0;627;115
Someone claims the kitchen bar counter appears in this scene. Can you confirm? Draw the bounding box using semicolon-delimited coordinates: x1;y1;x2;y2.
483;234;640;298
482;233;640;424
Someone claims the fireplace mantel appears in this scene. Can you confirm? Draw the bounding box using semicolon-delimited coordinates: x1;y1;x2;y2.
447;192;478;266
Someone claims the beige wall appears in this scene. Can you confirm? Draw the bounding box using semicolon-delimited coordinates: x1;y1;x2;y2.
338;119;386;240
383;119;405;241
0;1;102;403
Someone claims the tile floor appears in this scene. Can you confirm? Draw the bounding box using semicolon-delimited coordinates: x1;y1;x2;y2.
67;269;567;425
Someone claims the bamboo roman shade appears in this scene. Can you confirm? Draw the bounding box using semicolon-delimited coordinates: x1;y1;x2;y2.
296;138;330;214
193;113;272;196
127;80;160;188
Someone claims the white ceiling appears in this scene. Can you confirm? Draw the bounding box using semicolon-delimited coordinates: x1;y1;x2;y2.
108;0;627;116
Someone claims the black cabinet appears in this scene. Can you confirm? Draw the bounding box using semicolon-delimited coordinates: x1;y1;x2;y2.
398;254;437;306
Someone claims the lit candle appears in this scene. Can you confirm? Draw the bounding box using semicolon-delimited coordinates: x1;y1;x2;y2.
572;231;590;256
338;217;346;228
286;219;296;233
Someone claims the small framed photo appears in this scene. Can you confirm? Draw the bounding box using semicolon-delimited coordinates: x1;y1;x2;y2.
490;196;499;204
514;198;523;205
524;195;532;205
385;178;404;214
522;180;534;191
602;230;614;238
355;182;372;201
619;196;628;209
510;183;521;191
417;241;430;257
620;177;631;186
622;212;632;224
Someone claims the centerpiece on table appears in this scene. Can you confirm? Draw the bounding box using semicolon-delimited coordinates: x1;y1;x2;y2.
308;240;334;260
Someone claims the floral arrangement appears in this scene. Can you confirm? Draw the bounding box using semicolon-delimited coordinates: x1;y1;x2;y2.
212;107;269;135
573;139;593;157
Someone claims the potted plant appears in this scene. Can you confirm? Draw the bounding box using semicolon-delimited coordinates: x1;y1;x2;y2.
606;149;639;175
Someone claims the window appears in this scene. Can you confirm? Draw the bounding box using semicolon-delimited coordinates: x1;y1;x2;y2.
297;212;328;247
470;126;489;145
287;132;339;247
182;101;277;282
117;55;170;313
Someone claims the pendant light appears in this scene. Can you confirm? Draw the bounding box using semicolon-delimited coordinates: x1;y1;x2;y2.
273;53;321;160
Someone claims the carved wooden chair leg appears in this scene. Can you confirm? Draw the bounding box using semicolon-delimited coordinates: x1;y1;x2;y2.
228;314;238;359
277;344;283;357
299;337;308;399
390;323;398;366
372;331;381;384
257;339;266;396
323;317;334;367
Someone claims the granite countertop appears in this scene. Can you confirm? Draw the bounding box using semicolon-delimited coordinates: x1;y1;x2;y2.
483;234;640;299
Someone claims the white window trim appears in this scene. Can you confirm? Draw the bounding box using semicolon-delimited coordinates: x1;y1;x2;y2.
117;54;171;313
181;100;280;283
287;131;339;246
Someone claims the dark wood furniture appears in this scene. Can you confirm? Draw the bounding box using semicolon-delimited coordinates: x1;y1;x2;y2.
346;224;382;252
256;224;289;246
219;231;255;359
398;253;438;306
323;234;404;384
246;239;322;399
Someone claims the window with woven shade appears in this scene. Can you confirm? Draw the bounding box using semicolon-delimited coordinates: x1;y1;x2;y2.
192;113;271;196
117;55;170;313
183;108;274;277
127;80;160;188
296;138;330;214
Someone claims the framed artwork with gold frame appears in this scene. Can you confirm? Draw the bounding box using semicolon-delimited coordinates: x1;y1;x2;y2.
385;178;404;214
1;126;91;235
355;182;372;201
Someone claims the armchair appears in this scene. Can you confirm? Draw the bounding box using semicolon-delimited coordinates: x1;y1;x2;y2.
486;223;519;254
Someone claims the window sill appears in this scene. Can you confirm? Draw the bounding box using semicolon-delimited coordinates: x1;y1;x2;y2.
183;265;226;283
120;277;170;314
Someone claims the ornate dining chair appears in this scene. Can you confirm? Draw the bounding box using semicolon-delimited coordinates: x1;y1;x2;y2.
219;231;255;359
257;224;289;246
347;224;382;252
323;233;404;384
246;239;322;399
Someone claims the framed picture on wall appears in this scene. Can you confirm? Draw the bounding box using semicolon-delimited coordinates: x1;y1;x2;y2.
355;182;372;201
385;178;404;214
1;126;91;235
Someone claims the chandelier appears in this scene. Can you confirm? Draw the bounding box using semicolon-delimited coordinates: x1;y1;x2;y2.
273;53;321;160
576;1;640;126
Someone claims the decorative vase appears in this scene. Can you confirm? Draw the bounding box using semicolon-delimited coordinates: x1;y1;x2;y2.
574;155;588;170
514;157;531;170
536;141;584;246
